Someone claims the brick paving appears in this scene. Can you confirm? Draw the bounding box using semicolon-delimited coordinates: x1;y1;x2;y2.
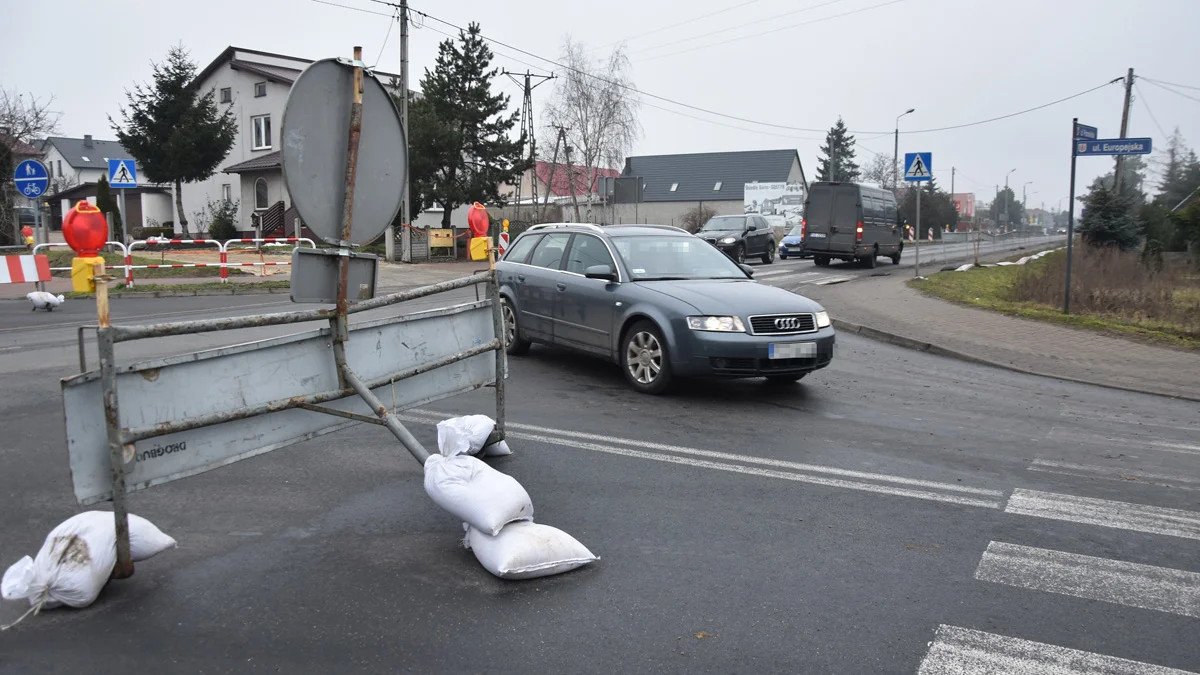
805;273;1200;401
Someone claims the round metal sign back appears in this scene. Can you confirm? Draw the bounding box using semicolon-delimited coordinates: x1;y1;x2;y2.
281;58;407;246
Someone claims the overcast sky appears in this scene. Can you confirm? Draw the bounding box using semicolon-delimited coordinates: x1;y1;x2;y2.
3;0;1198;210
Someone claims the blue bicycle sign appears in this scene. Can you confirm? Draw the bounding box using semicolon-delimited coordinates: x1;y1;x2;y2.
14;159;49;199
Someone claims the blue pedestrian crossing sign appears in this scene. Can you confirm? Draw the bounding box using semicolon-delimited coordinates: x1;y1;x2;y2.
13;159;49;199
108;159;138;188
904;152;932;182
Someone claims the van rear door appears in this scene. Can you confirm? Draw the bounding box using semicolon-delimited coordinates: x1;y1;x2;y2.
804;185;834;250
829;184;860;253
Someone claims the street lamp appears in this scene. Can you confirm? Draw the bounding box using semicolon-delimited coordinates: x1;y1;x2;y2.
1022;181;1033;231
1003;168;1016;231
893;108;915;188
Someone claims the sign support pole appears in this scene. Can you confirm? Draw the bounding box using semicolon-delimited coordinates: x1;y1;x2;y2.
1064;118;1079;315
94;259;135;579
914;187;921;278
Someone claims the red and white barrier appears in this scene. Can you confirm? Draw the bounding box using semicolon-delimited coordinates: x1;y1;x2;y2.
1;254;51;284
928;228;934;242
498;230;509;256
31;241;130;290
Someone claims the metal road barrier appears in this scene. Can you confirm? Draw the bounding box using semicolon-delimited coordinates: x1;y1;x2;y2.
62;270;508;576
32;240;131;291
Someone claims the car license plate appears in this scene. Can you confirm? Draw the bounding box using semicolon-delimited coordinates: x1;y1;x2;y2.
808;232;826;238
769;342;816;359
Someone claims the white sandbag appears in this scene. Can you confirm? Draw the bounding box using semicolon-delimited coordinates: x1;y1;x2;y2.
1;511;176;616
464;522;598;580
423;454;532;535
481;439;512;457
26;291;64;311
436;414;497;456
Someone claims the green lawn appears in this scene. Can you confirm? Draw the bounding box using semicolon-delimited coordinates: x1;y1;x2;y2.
911;254;1200;350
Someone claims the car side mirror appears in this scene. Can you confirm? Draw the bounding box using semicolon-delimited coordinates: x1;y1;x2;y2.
584;264;617;282
739;263;755;277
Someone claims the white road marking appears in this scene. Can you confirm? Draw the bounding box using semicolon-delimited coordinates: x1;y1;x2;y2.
761;272;824;284
812;275;856;285
918;624;1197;675
402;411;1005;509
1047;428;1200;457
1005;488;1200;541
1059;408;1199;433
753;267;810;279
1029;459;1200;491
974;541;1200;618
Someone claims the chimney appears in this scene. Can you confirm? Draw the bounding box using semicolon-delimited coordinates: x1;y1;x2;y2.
84;134;93;148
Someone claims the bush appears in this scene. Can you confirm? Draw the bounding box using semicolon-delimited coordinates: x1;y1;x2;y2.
194;198;239;241
680;204;719;233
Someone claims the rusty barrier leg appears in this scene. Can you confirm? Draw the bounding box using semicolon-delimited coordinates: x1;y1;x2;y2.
340;365;431;463
95;260;134;578
488;268;507;443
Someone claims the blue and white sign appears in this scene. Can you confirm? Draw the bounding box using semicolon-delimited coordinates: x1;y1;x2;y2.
13;159;49;199
1073;123;1098;141
1075;138;1152;156
108;159;138;188
904;152;932;182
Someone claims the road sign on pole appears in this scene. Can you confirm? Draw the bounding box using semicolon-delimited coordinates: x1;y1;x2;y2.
108;159;138;188
1074;138;1152;156
14;159;49;199
904;152;932;182
1073;122;1098;141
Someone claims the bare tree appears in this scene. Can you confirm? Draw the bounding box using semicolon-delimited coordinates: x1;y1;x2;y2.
543;38;640;213
0;88;59;244
863;153;896;189
680;203;718;233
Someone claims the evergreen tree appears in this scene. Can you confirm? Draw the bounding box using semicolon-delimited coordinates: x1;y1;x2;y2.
111;46;237;236
415;23;527;227
94;175;123;241
1079;185;1140;251
815;117;860;183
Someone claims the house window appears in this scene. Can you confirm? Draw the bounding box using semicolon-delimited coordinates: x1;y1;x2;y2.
713;182;722;191
669;183;678;192
81;156;89;162
222;184;232;202
254;178;269;210
220;87;232;103
57;160;62;176
251;115;272;150
254;82;267;97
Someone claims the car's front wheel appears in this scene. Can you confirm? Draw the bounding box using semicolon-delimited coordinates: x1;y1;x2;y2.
621;321;673;394
733;245;746;265
761;242;776;264
501;297;531;355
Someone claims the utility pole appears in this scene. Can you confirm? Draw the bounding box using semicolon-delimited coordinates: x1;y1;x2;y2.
950;166;955;233
560;131;582;222
502;70;554;227
894;108;914;190
1114;67;1134;195
394;0;411;263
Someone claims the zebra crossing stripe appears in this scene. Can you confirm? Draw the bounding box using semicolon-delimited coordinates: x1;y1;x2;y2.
1005;488;1200;541
918;624;1197;674
974;541;1200;618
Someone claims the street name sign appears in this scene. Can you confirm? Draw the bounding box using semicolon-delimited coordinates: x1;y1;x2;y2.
1075;138;1152;156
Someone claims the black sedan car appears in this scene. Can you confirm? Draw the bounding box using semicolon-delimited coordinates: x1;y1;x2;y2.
496;223;835;394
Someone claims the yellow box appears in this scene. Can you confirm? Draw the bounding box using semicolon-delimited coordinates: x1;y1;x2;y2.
469;236;492;261
429;228;454;248
71;256;105;293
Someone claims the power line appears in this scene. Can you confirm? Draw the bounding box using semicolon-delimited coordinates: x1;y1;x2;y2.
312;0;392;18
373;7;400;67
1140;76;1200;93
1133;82;1169;140
328;1;1123;139
1140;78;1200;105
638;0;902;62
629;0;847;56
591;0;768;52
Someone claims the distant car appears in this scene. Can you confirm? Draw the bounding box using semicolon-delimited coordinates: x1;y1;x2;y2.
779;224;805;259
1057;228;1067;234
697;214;776;264
496;223;835;394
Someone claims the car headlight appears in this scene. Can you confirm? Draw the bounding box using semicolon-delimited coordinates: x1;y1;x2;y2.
719;237;737;244
815;311;831;328
687;316;746;332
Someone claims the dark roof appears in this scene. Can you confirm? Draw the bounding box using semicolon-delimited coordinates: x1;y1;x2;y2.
56;181;167;199
223;151;281;173
194;46;403;91
2;134;42;157
622;149;801;202
45;136;136;170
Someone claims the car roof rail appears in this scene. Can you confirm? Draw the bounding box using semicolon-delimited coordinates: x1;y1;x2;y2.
613;223;689;234
526;222;605;233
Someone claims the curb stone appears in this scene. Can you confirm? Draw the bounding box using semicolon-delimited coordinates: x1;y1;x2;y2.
831;318;1200;403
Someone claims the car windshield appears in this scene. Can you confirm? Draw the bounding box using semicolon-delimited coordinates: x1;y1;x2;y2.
786;225;803;237
610;235;748;281
699;216;745;232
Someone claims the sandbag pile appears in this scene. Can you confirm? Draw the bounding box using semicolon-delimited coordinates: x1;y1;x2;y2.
425;415;596;580
2;512;176;628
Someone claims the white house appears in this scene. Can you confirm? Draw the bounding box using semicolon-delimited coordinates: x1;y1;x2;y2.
40;135;138;190
183;46;403;238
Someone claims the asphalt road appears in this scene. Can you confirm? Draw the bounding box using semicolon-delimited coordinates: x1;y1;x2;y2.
2;242;1197;674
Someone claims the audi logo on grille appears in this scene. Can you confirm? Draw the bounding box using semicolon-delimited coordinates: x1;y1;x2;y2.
774;317;804;331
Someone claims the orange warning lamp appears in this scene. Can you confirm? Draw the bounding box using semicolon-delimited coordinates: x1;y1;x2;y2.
63;201;108;257
467;202;489;238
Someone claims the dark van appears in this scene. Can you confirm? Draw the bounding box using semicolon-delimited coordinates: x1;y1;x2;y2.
803;182;903;268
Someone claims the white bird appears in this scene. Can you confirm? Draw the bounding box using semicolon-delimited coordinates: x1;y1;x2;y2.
27;291;65;311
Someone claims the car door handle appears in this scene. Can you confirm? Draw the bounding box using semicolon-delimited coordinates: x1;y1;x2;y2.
517;274;526;282
830;226;838;233
556;282;567;291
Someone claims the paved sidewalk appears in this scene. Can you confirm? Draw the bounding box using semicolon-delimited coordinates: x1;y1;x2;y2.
804;273;1200;401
